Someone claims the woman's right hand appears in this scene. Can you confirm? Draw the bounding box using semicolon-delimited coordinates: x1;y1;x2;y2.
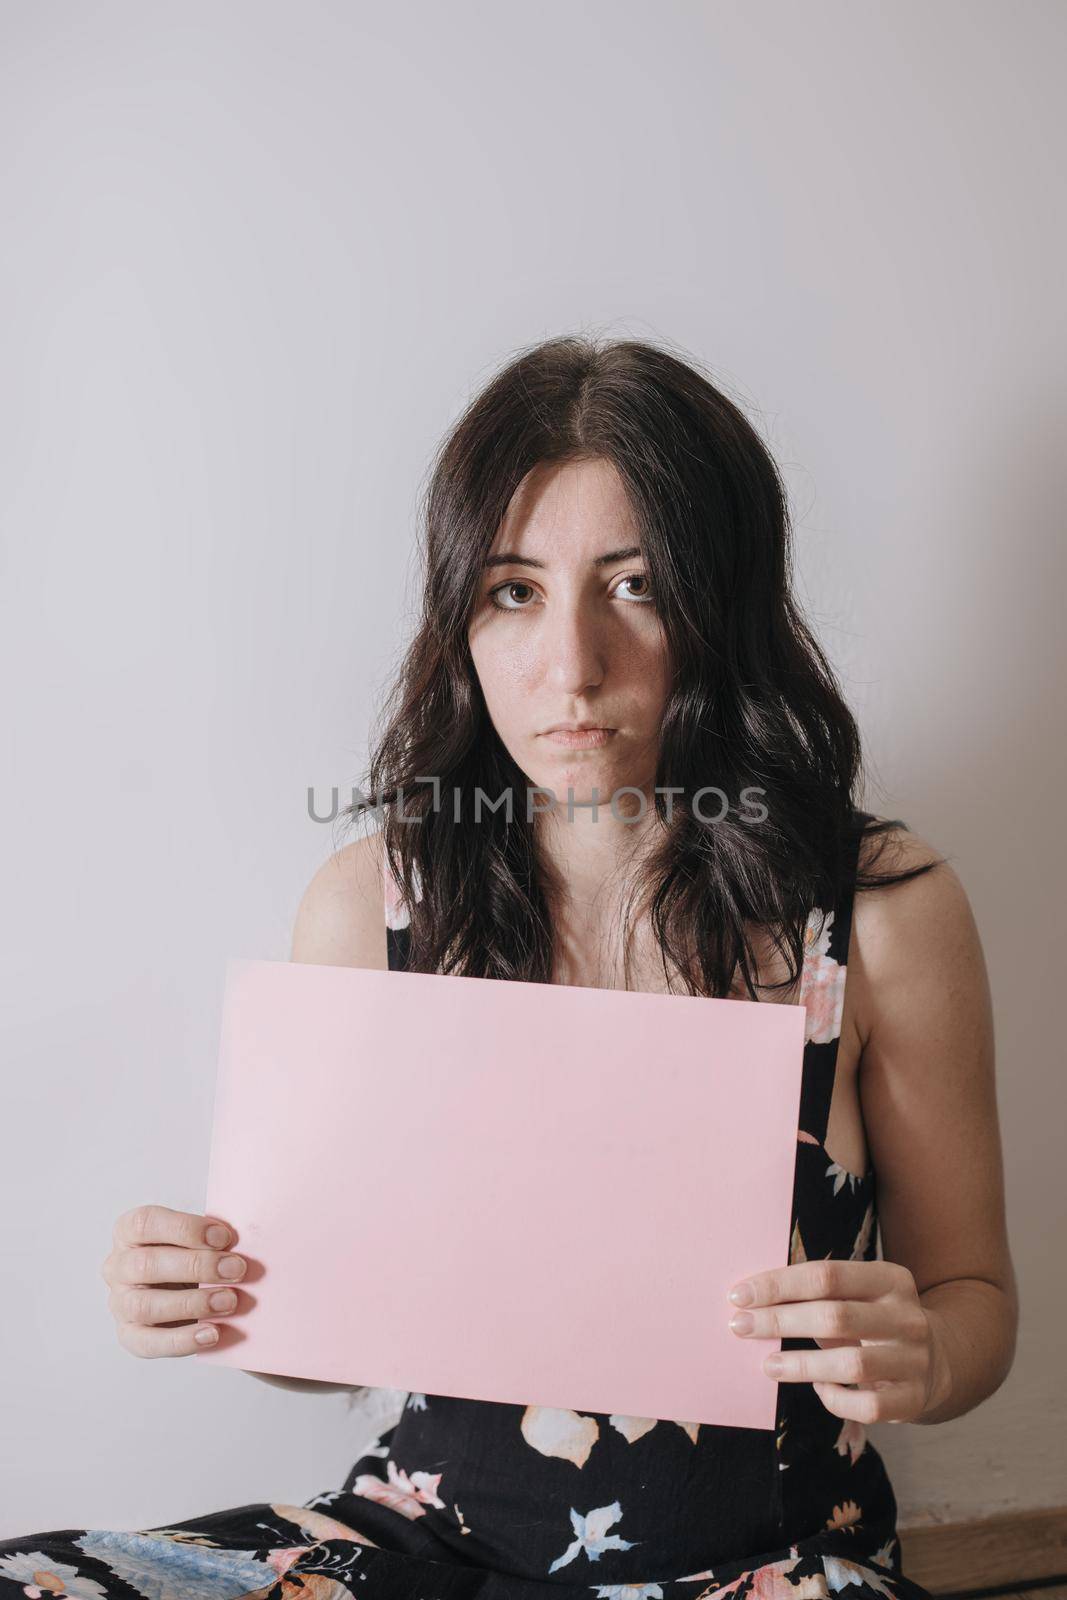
102;1203;247;1356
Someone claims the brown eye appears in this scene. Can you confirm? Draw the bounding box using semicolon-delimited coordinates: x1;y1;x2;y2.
489;581;538;613
617;573;654;603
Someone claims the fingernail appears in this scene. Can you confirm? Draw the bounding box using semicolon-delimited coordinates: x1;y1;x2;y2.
195;1325;219;1345
209;1290;237;1312
206;1225;232;1249
729;1282;754;1306
764;1355;783;1375
218;1255;246;1279
729;1312;755;1335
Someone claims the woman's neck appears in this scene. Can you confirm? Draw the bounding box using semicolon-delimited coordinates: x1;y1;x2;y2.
534;794;673;990
533;799;798;1000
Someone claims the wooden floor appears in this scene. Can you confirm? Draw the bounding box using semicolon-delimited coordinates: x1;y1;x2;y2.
899;1507;1067;1598
929;1587;1067;1600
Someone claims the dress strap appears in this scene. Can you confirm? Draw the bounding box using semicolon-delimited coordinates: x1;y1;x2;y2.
795;815;866;1145
382;838;413;972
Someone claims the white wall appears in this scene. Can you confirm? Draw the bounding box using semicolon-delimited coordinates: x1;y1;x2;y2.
2;0;1062;1539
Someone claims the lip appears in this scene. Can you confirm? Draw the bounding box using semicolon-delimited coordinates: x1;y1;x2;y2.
541;727;616;748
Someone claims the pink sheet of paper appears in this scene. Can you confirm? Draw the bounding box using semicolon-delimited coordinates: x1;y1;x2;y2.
195;957;807;1430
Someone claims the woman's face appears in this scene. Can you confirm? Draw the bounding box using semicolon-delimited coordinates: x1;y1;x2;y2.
467;456;673;808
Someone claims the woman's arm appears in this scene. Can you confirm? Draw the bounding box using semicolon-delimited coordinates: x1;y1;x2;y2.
243;830;389;1395
852;827;1018;1424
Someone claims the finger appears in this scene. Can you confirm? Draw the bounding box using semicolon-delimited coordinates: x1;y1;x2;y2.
115;1317;226;1359
729;1296;928;1344
114;1204;238;1252
109;1283;241;1326
762;1340;926;1389
728;1259;911;1309
110;1242;247;1288
812;1378;926;1425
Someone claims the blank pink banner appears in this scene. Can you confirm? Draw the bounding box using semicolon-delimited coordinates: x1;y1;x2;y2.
196;957;807;1430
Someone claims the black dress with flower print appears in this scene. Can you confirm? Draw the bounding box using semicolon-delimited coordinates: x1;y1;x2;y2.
0;809;938;1600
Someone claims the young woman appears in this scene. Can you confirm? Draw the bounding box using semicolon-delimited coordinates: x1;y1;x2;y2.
1;336;1016;1600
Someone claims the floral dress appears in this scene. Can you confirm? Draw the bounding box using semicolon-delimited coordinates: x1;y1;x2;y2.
0;814;939;1600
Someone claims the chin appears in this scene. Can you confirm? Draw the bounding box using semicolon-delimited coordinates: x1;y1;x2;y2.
527;756;622;806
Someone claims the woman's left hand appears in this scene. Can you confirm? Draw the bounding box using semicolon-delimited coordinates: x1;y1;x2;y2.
726;1260;949;1423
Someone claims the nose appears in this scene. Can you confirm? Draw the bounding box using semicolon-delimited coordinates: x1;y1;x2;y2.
540;598;607;695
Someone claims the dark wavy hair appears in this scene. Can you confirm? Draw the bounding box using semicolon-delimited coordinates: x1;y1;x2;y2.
341;333;943;999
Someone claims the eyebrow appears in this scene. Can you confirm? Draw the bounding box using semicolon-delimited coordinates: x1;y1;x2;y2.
483;545;643;570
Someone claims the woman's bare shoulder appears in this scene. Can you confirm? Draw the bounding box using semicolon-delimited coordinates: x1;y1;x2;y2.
855;818;961;920
847;820;1011;1307
851;818;978;1046
851;819;953;908
856;817;947;882
290;830;389;969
